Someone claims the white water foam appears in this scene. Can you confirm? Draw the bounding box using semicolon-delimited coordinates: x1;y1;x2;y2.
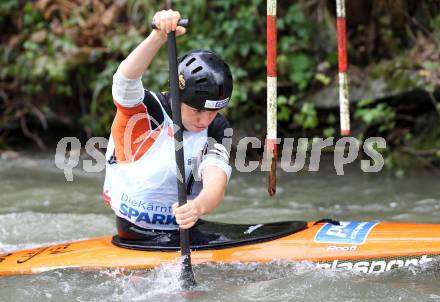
0;212;114;253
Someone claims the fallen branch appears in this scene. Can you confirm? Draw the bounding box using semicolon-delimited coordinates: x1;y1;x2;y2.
401;146;438;157
20;116;46;150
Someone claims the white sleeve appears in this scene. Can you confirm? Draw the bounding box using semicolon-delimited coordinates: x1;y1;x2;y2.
111;69;144;107
197;143;232;182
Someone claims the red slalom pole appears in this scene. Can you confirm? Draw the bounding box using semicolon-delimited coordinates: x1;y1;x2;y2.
336;0;351;136
267;0;277;196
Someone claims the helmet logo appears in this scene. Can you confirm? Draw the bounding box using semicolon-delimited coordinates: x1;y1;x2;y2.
178;74;186;90
204;98;229;109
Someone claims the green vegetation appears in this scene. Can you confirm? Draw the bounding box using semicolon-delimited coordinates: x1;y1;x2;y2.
0;0;439;170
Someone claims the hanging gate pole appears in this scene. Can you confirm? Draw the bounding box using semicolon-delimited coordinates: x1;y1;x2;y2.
267;0;277;196
336;0;351;136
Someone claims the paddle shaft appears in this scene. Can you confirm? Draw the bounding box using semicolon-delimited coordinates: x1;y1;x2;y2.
154;19;196;288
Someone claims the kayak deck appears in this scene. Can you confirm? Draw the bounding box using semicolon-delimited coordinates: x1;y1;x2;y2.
112;219;308;251
1;221;440;275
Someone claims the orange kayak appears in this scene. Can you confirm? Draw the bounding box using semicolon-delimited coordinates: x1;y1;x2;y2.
1;220;439;275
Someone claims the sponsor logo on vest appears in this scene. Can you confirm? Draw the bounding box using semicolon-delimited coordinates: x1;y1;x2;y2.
119;203;177;226
119;193;177;226
121;193;173;213
317;255;433;273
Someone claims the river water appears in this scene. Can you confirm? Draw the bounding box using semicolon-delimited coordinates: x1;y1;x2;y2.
0;152;439;301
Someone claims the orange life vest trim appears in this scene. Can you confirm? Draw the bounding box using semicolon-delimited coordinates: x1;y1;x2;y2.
111;100;161;163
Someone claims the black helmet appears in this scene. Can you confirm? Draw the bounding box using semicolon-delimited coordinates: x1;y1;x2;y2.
177;50;233;111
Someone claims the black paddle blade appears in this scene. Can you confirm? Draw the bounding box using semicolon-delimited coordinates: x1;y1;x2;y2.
180;254;197;289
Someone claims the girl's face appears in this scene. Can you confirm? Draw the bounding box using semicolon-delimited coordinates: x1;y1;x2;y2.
181;103;218;132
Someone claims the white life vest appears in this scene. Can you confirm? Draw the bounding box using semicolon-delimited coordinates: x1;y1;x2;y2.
103;95;207;230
